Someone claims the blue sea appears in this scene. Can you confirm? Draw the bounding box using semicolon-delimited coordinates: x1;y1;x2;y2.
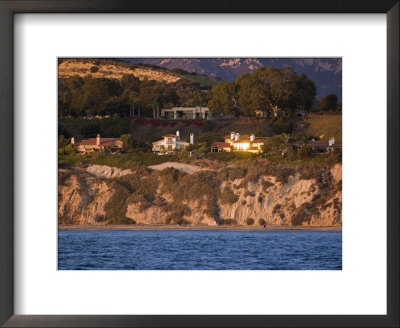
58;230;342;270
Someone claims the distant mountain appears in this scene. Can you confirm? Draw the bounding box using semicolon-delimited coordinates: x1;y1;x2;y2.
123;58;342;101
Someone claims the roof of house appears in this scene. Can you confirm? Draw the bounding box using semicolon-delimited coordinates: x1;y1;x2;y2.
224;134;251;140
152;139;165;145
211;142;231;148
76;137;120;147
232;138;267;144
163;134;177;138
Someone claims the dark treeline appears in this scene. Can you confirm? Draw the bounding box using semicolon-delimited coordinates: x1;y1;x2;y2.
208;66;317;117
58;74;212;118
58;66;332;120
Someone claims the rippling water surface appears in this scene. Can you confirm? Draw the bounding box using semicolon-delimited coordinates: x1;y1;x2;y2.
58;230;341;270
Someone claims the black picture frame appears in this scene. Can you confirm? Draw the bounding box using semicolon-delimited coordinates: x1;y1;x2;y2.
0;1;398;327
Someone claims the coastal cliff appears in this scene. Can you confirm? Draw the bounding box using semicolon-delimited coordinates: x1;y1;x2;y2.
58;162;342;227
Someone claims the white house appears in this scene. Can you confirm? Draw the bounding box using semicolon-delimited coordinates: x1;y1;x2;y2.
152;131;192;154
161;107;212;120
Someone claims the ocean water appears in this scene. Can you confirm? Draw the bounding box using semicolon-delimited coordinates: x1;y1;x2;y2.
58;230;342;270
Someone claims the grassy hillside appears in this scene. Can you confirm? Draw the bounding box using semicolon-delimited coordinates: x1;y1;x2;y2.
58;58;181;83
58;58;220;88
295;113;342;141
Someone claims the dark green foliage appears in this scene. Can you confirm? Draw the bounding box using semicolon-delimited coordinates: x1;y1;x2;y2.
95;214;106;223
291;208;310;226
245;190;255;197
58;171;71;185
258;218;267;226
270;118;293;135
274;168;296;184
58;135;70;148
193;132;224;153
220;187;239;204
59;151;181;168
208;82;238;116
58;143;77;155
320;93;338;111
126;174;159;210
104;183;134;224
261;179;274;191
272;204;282;214
59;117;130;138
201;120;216;132
218;167;247;181
261;134;289;155
90;65;99;73
164;203;191;225
159;169;221;221
207;151;256;162
220;218;237;225
235;67;316;116
246;218;255;225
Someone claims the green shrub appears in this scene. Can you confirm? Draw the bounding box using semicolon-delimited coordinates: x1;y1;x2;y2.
272;204;282;214
246;218;255;225
258;218;267;226
270;118;293;135
262;134;289;155
261;179;274;191
90;65;100;73
220;218;237;225
220;187;238;204
201;120;216;132
58;171;71;185
218;167;247;181
245;190;255;197
159;169;221;221
58;143;77;155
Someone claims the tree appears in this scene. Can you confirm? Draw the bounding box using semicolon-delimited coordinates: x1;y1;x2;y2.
320;93;338;111
208;82;238;116
139;83;165;118
290;73;317;113
253;66;299;117
120;74;141;116
236;67;316;118
120;134;134;152
262;134;290;155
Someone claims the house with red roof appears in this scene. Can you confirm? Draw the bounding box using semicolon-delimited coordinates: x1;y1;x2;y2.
152;131;192;154
71;134;123;153
211;132;268;154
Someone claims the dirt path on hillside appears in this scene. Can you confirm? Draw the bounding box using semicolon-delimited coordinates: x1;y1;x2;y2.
148;162;212;174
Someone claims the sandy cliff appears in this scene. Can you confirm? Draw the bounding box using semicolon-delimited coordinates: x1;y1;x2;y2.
58;163;342;227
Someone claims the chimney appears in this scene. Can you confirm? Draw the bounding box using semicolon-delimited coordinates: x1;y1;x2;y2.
235;133;240;141
250;134;255;142
96;134;100;146
230;131;235;140
190;133;194;145
329;137;335;146
71;137;75;145
176;131;180;139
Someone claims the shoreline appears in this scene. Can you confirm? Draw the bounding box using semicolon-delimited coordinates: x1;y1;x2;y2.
58;224;341;232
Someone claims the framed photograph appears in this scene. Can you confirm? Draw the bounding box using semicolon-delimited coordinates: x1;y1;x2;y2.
0;1;398;327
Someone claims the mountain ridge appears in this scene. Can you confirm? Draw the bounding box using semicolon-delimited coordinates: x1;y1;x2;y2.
123;58;342;101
